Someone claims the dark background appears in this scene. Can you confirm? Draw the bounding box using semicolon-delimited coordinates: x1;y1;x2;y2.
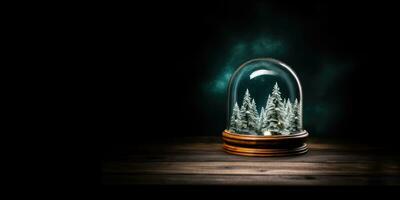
101;1;400;149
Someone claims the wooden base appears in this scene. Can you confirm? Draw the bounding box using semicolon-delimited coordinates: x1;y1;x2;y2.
222;130;309;157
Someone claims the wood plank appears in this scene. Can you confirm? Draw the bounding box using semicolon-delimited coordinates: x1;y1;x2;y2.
113;154;400;163
107;150;400;163
102;174;400;186
105;143;400;163
102;137;400;186
103;161;400;176
106;141;395;155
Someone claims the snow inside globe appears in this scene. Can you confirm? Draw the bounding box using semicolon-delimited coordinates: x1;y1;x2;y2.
222;58;308;156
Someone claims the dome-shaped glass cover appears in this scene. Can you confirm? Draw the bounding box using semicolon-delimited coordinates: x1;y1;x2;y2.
227;58;303;136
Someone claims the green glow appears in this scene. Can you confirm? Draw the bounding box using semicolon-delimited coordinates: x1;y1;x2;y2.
204;36;287;95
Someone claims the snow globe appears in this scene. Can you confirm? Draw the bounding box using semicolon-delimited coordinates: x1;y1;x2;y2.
222;58;309;156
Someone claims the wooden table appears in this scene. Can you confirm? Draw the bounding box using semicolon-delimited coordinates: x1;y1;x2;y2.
102;137;400;186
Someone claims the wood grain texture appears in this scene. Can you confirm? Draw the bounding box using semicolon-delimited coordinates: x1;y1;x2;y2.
103;174;400;186
102;137;400;186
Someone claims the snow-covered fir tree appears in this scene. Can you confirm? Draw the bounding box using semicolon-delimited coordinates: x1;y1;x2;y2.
292;98;301;132
283;99;287;111
283;100;295;134
229;102;242;132
248;99;259;134
261;94;272;135
265;82;285;134
239;89;252;130
257;107;265;132
239;89;259;134
281;98;288;127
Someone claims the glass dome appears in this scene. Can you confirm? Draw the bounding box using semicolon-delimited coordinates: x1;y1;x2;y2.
226;58;303;136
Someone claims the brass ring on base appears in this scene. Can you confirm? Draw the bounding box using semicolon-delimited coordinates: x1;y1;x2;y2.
222;130;309;157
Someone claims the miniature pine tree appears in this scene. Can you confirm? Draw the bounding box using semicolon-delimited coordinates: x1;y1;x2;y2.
249;99;259;133
240;89;253;132
292;98;301;132
257;107;265;133
261;94;272;132
265;82;285;134
284;100;295;134
283;99;289;124
229;102;242;132
283;99;287;111
281;98;288;126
